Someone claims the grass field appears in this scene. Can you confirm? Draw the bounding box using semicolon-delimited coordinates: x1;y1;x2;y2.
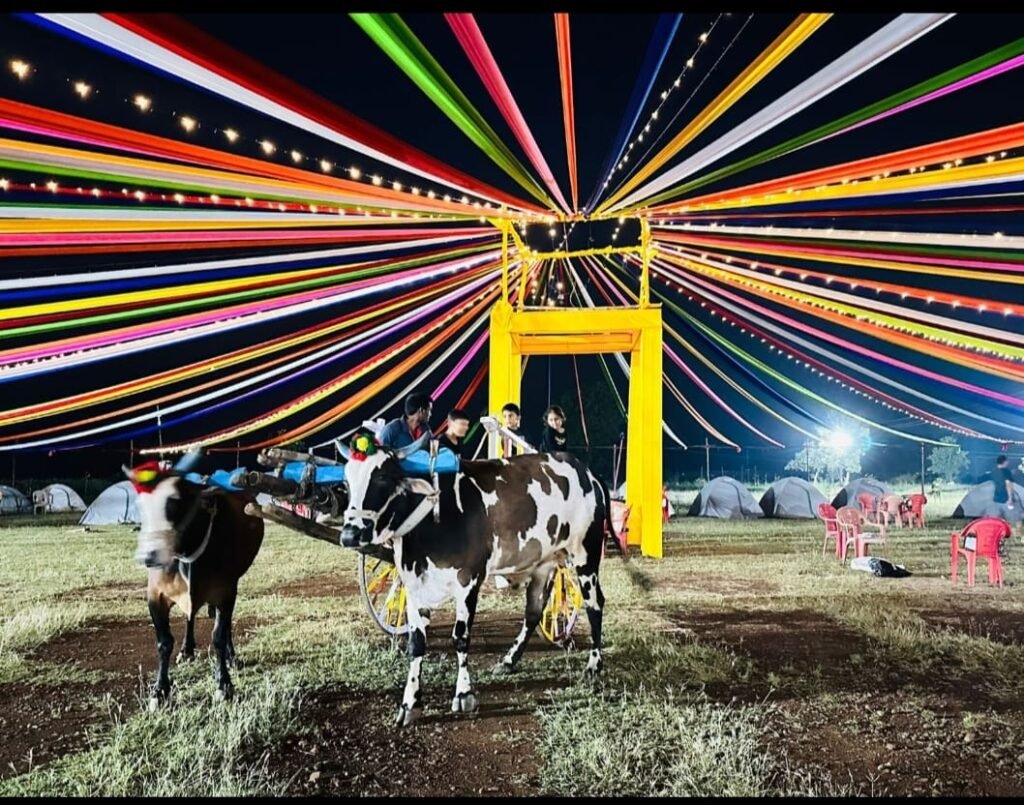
1;510;1023;796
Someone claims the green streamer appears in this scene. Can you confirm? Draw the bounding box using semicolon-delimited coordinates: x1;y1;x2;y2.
351;13;555;210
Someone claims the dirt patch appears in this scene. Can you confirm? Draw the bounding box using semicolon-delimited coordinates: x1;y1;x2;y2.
54;579;145;603
0;614;264;780
276;572;359;599
769;691;1024;796
259;608;577;796
914;607;1024;645
261;685;546;796
654;574;779;596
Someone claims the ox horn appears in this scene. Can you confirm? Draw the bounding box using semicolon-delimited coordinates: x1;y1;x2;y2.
393;432;430;461
121;464;133;480
334;438;351;461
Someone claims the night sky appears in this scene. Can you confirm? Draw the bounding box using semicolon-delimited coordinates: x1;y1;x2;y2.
1;12;1023;486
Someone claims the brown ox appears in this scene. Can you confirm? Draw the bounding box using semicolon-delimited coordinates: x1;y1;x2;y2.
127;457;263;707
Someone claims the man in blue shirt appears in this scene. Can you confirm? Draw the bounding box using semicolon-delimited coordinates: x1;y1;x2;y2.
378;392;433;451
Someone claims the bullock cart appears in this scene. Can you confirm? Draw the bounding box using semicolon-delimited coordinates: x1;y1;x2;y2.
231;436;589;646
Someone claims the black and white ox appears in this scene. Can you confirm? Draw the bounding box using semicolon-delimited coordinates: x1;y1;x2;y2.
337;432;615;727
127;455;264;708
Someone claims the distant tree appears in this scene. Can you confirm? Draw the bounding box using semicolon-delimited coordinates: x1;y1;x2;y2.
927;436;969;484
785;426;870;486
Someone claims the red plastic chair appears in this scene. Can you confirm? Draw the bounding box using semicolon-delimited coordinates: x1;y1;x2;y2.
607;500;631;556
906;494;927;528
818;502;841;557
661;487;671;524
951;517;1009;587
856;493;878;524
878;494;906;529
837;505;887;561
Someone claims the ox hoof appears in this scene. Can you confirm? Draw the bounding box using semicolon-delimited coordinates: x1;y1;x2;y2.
394;705;421;728
175;650;196;664
451;691;479;714
148;689;170;711
214;684;234;703
492;661;517;676
583;666;603;686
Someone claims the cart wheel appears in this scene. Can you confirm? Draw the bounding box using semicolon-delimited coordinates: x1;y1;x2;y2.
539;564;582;647
358;553;410;637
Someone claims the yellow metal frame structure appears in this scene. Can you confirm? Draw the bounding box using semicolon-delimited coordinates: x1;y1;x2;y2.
487;217;664;558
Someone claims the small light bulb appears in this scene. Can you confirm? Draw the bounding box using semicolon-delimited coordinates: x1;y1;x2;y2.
348;166;361;180
290;150;303;163
73;80;91;98
320;159;332;173
260;140;275;155
224;128;239;143
179;115;196;133
10;59;30;79
134;94;151;112
371;175;382;186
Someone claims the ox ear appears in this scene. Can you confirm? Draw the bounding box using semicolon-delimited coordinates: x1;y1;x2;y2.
121;464;132;480
401;477;436;497
393;432;430;461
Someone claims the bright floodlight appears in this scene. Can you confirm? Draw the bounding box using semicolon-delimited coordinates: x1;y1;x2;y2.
830;429;853;450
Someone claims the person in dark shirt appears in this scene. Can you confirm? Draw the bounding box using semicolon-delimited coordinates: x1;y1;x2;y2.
378;391;433;450
438;408;471;458
539;405;569;454
992;455;1021;536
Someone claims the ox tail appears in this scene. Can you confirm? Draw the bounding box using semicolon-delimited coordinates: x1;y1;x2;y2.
595;473;653;592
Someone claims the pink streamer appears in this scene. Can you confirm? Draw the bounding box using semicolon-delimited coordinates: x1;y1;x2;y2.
0;228;490;246
1;254;498;364
432;325;489;398
675;264;1024;408
446;13;571;214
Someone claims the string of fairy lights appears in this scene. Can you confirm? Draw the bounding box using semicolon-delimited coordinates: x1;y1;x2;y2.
1;54;541;222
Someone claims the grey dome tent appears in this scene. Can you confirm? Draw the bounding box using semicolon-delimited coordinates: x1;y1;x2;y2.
953;480;1024;518
688;476;763;518
832;477;890;509
759;477;828;519
36;483;87;513
0;484;31;515
79;480;140;526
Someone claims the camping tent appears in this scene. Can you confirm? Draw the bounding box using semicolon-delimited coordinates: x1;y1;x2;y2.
759;477;827;519
832;477;891;509
79;480;140;525
952;480;1024;518
688;476;763;518
0;484;31;515
35;483;87;513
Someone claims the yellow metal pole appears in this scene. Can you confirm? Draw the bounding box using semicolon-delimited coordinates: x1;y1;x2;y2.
487;301;519;458
639;218;652;308
640;315;663;557
500;219;510;304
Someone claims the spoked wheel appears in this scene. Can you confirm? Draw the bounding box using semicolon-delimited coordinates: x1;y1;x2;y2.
358;552;410;637
539;564;583;647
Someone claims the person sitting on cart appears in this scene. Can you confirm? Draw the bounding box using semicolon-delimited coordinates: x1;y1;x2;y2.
438;408;471;458
378;391;433;451
500;402;530;457
539;405;569;454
